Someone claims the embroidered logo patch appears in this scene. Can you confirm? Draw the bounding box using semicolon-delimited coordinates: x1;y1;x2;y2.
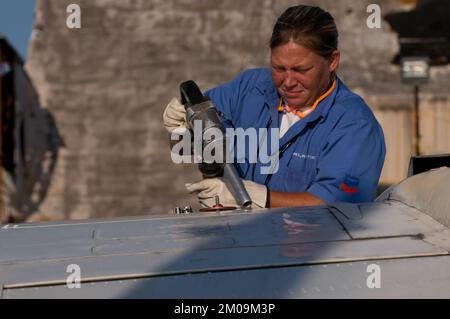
340;175;359;194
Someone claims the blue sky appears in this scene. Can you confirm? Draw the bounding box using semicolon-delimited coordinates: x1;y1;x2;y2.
0;0;36;59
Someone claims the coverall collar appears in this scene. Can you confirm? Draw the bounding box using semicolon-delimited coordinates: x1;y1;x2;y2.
255;73;341;146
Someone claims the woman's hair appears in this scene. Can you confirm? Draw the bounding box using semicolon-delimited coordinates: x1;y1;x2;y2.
270;5;339;58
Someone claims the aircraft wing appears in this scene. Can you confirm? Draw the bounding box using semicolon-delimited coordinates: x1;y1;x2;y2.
1;191;450;298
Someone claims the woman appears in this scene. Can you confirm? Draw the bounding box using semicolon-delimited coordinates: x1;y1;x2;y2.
163;5;386;208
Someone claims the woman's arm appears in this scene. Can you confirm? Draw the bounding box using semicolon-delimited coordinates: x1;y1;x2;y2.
269;191;326;208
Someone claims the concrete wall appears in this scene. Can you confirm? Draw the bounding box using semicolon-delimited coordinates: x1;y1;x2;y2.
24;0;450;220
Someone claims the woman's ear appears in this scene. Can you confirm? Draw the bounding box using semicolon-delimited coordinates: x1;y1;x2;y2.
328;50;340;73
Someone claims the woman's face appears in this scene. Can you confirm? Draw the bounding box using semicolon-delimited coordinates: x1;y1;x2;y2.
270;40;339;109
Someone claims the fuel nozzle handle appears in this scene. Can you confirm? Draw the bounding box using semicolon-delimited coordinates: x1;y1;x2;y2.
179;80;252;208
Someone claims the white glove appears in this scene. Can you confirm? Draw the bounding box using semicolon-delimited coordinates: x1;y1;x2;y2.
163;97;187;134
185;178;268;209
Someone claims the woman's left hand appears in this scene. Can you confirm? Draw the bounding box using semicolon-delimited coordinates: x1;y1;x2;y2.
186;178;268;209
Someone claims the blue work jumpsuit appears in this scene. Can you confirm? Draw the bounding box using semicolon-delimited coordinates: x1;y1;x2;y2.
205;68;386;204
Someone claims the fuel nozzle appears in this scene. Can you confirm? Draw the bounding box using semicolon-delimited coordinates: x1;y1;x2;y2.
180;80;252;209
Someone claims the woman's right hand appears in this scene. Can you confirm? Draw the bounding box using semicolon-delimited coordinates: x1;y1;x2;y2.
163;97;187;133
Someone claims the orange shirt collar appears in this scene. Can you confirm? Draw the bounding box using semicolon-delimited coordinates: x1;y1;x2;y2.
278;77;337;119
